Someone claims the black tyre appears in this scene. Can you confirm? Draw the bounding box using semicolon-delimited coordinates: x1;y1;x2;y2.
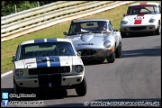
75;78;87;96
155;24;161;35
115;42;122;58
14;81;23;94
121;31;126;37
107;52;115;63
96;58;105;64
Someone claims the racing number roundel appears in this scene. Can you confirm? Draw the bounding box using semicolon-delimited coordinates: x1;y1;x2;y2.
134;14;145;24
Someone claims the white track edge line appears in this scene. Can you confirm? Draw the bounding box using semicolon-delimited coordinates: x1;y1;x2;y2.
1;70;13;78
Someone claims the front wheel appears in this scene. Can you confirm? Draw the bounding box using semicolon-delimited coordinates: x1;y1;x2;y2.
120;31;126;37
115;42;122;58
75;78;87;96
96;58;105;64
14;81;23;94
107;52;115;63
155;24;161;35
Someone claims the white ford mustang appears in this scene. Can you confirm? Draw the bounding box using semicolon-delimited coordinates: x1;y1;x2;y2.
12;38;86;96
120;2;161;37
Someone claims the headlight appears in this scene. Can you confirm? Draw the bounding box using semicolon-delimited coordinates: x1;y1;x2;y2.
75;65;83;73
104;40;111;48
121;20;128;24
15;69;24;77
149;19;156;23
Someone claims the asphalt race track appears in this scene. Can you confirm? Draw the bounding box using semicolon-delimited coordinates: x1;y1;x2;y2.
1;33;161;107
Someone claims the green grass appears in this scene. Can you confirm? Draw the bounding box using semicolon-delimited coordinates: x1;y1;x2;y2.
1;1;161;73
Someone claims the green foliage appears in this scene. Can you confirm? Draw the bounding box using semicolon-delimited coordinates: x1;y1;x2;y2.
1;1;56;16
17;1;37;12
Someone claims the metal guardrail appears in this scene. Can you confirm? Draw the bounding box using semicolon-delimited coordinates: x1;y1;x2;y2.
1;1;87;25
1;1;135;42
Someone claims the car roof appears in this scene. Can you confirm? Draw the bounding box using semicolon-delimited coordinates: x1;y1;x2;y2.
20;38;72;45
129;2;160;7
72;18;110;23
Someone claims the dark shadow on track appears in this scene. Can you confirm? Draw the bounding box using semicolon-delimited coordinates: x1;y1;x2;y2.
1;88;80;101
83;60;108;66
122;46;161;58
122;32;159;38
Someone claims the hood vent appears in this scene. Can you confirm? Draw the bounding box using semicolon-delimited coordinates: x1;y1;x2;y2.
81;33;94;42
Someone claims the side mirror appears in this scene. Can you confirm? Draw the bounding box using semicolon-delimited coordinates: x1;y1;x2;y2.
77;51;81;56
12;56;15;62
123;14;126;17
114;29;118;32
63;32;68;35
77;53;80;56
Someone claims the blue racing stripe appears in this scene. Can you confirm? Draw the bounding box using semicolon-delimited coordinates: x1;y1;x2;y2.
36;57;48;68
34;39;44;43
49;56;60;67
47;39;57;42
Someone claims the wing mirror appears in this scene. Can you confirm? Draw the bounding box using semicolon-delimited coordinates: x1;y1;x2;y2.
114;29;118;32
12;56;16;62
63;32;68;35
123;14;126;17
77;51;81;56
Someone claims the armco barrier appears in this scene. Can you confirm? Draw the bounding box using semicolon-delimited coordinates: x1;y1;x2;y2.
1;1;135;42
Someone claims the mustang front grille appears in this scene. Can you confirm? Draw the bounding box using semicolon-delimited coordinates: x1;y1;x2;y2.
28;66;70;75
38;74;61;88
78;49;97;56
129;26;146;30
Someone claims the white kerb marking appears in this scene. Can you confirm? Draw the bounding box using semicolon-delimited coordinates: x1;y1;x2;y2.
1;70;13;78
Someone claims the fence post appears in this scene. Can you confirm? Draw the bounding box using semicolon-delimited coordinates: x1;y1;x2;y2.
37;1;40;7
14;5;17;13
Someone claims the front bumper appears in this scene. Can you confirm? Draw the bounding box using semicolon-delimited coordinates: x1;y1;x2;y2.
120;24;158;33
15;74;83;89
77;48;113;61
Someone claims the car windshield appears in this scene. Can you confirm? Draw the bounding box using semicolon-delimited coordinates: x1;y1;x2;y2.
20;42;75;60
68;21;109;35
127;5;160;15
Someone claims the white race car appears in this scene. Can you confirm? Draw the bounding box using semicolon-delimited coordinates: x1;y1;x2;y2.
120;2;161;37
12;38;86;96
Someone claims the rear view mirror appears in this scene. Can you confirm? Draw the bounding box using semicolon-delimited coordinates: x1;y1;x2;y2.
12;56;16;62
39;44;53;48
63;32;68;35
123;14;126;17
86;23;94;26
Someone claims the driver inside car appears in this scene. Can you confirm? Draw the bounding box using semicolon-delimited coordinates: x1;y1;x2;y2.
98;22;111;33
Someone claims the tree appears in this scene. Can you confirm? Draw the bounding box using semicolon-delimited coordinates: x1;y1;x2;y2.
1;1;56;16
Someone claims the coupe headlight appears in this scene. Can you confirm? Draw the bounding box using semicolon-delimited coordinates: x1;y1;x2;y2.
15;69;24;77
121;20;128;24
104;40;111;48
149;19;156;23
75;65;83;73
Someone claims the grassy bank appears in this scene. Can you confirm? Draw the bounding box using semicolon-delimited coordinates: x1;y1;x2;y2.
1;1;160;73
